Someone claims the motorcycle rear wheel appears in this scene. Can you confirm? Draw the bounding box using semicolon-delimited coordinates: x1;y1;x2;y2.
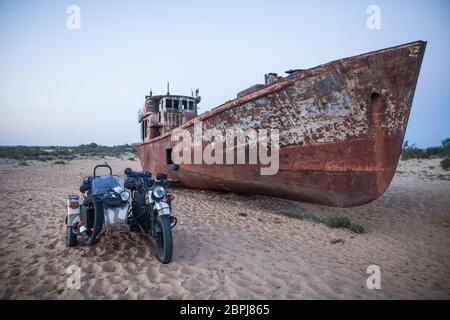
84;200;104;246
155;215;173;264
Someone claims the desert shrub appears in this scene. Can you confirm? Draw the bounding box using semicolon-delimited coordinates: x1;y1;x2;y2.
443;138;450;156
54;160;66;165
349;223;366;234
0;146;50;160
401;141;425;160
424;146;443;158
0;144;135;160
326;216;351;228
442;138;450;148
278;211;367;233
401;139;450;160
325;216;365;234
441;157;450;171
54;149;70;156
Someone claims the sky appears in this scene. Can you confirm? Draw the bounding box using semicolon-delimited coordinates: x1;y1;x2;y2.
0;0;449;147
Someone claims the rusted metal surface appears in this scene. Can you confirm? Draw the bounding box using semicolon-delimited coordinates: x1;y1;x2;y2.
133;41;426;207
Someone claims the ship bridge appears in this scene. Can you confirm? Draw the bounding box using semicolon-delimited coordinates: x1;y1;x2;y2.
139;87;200;141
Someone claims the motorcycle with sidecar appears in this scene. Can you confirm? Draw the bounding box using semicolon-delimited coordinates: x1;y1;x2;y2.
66;164;179;263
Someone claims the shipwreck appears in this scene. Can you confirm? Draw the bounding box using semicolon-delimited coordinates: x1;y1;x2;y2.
133;41;426;207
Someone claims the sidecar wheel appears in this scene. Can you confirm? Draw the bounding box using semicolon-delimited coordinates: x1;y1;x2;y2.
66;226;77;247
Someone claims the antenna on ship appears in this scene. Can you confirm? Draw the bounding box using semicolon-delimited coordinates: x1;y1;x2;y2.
195;88;201;104
149;89;152;97
167;82;170;96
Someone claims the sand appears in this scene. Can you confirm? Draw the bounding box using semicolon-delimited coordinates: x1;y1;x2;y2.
0;158;449;299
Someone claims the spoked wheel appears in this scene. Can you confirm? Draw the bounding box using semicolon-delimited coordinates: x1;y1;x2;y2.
155;215;173;264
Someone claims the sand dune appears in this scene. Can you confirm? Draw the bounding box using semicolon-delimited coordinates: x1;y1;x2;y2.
0;158;449;299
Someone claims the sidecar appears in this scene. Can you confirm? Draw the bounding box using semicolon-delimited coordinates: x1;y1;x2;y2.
66;164;131;247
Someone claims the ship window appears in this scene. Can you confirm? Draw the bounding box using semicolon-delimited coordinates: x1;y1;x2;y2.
173;99;179;109
188;101;194;110
166;98;172;109
181;100;188;110
166;148;173;165
141;120;147;141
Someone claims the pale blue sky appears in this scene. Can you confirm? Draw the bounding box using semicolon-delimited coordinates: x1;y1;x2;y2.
0;0;448;147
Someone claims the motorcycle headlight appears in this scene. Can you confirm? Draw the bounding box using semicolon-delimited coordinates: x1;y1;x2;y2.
153;185;166;199
120;190;130;201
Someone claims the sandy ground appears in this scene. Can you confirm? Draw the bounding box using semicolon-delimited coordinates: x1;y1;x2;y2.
0;158;449;299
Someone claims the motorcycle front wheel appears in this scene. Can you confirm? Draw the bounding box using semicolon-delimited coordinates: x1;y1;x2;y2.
155;215;173;264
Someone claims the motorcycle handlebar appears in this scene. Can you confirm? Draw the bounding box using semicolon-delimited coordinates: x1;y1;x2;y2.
123;168;178;188
124;168;151;179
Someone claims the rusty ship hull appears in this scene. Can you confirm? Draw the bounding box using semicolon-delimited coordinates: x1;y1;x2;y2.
134;41;426;207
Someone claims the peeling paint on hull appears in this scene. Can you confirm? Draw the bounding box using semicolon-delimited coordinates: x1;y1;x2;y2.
133;41;426;207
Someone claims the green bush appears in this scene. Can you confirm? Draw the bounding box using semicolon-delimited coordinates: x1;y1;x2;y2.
441;157;450;171
401;141;425;160
401;139;450;160
0;144;135;161
325;216;365;234
349;223;366;234
326;216;351;228
278;211;365;234
424;146;443;158
443;138;450;156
